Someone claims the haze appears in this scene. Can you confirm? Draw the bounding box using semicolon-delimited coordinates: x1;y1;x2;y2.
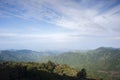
0;0;120;51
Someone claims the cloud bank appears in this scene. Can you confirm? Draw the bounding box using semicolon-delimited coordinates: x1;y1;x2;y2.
0;0;120;50
0;0;120;34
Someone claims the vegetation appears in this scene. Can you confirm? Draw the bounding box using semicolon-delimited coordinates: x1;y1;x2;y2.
49;47;120;80
0;47;120;80
0;61;100;80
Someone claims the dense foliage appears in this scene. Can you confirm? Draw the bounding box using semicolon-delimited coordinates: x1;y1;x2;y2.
0;61;99;80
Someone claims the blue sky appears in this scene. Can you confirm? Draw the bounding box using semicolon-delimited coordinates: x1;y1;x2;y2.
0;0;120;51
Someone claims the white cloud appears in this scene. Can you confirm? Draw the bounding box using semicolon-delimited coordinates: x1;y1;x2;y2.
111;37;120;40
0;33;17;37
0;0;120;36
0;32;71;39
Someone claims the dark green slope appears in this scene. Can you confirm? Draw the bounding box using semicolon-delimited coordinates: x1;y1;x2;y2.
47;47;120;80
0;61;79;80
48;47;120;70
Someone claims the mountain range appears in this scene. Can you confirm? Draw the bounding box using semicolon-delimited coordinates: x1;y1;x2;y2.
0;47;120;80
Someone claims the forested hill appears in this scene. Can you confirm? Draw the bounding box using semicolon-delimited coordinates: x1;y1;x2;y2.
0;47;120;80
49;47;120;80
0;61;98;80
50;47;120;70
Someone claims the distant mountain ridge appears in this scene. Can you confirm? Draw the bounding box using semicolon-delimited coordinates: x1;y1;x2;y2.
0;47;120;63
0;47;120;79
0;49;57;62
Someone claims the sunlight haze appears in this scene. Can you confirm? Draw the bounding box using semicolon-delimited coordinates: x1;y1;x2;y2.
0;0;120;51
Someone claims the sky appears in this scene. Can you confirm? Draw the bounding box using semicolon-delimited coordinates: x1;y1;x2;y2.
0;0;120;51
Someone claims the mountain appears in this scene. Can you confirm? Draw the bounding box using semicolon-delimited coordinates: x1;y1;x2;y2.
0;47;120;80
0;49;54;62
48;47;120;80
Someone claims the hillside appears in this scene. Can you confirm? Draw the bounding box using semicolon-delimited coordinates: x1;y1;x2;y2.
49;47;120;80
0;50;54;62
0;61;99;80
0;47;120;80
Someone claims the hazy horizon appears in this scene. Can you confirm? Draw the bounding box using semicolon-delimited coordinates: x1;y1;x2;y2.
0;0;120;51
